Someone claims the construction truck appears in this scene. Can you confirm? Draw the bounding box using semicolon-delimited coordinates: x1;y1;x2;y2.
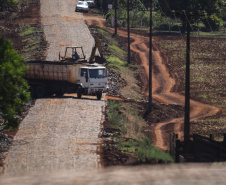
25;37;108;100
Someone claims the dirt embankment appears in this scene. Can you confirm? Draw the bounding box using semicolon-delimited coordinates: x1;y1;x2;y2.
0;0;46;60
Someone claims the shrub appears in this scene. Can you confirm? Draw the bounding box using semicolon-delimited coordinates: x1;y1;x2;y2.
0;37;30;128
203;14;223;31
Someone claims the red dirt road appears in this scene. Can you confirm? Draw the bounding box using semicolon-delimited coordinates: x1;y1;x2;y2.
85;17;220;150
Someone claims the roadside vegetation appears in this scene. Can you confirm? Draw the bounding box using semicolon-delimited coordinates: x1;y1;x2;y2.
91;0;225;163
89;23;174;163
98;0;225;33
0;0;46;129
19;24;47;61
0;38;30;129
107;100;173;162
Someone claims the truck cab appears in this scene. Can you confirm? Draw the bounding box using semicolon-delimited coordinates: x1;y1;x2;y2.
78;64;108;100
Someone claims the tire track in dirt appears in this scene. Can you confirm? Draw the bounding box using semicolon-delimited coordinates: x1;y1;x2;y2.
85;18;220;151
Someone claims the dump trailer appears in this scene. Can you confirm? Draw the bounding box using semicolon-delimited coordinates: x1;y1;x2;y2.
25;61;108;100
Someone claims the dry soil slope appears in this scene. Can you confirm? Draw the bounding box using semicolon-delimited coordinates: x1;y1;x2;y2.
3;0;104;176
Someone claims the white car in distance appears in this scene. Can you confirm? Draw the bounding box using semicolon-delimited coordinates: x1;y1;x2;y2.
75;1;89;13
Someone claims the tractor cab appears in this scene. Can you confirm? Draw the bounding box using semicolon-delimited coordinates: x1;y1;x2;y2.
59;47;87;63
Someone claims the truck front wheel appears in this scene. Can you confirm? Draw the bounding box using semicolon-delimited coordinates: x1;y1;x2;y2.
77;87;82;99
97;92;102;100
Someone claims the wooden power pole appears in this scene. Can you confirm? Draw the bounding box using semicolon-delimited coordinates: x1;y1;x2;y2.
172;11;205;144
149;0;153;110
114;0;117;36
184;14;191;143
127;0;131;64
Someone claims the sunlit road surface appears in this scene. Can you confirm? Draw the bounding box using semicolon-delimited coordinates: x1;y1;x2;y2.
3;96;105;176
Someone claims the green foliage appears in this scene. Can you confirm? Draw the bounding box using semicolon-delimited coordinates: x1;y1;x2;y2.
107;100;126;133
19;24;39;36
108;99;122;111
109;45;126;58
157;0;220;16
153;11;169;29
19;24;46;61
119;139;174;162
107;56;127;70
157;0;222;31
0;0;19;4
105;0;149;28
203;14;223;31
0;37;30;128
95;0;112;13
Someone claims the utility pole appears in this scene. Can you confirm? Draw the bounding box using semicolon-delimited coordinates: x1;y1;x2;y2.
172;11;205;144
149;0;153;110
184;13;190;143
127;0;130;64
114;0;117;36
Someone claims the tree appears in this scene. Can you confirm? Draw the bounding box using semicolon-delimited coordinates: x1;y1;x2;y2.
156;0;222;31
0;37;30;128
95;0;113;13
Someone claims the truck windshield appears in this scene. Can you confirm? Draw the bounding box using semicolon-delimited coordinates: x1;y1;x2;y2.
89;69;106;78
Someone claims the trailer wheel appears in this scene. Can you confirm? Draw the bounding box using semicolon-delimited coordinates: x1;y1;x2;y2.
97;92;102;100
36;85;46;98
77;87;82;99
55;91;64;97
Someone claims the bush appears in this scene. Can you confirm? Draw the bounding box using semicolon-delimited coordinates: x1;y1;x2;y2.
119;139;174;162
203;14;223;31
107;100;126;133
153;11;169;30
0;37;30;128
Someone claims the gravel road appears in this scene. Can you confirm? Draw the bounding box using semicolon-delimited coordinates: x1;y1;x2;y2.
41;0;95;61
3;0;104;176
4;97;105;175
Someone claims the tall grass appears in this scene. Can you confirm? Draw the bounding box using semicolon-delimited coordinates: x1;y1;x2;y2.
107;100;174;162
107;100;126;134
119;139;174;162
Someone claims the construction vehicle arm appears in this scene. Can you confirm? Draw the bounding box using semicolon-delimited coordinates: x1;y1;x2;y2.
89;36;105;64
